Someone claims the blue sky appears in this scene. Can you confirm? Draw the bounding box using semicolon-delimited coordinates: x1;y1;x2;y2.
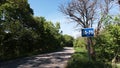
28;0;80;38
28;0;119;38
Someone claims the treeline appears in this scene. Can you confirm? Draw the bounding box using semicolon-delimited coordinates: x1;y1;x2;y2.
0;0;74;61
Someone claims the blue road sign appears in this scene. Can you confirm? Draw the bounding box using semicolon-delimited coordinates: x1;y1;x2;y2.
81;28;94;37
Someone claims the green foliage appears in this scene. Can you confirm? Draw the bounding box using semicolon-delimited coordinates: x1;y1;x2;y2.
0;0;66;61
62;34;74;47
95;21;120;62
74;46;87;53
73;37;86;48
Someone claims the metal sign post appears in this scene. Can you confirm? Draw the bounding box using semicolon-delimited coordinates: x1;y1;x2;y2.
87;37;91;61
81;28;94;61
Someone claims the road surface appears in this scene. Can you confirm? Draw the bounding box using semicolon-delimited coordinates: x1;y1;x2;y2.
0;47;74;68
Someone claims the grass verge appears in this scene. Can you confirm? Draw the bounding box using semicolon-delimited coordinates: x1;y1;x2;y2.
66;47;112;68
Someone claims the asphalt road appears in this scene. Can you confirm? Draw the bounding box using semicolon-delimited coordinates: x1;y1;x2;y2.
0;47;74;68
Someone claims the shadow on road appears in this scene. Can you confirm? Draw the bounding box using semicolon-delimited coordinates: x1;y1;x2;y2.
0;47;74;68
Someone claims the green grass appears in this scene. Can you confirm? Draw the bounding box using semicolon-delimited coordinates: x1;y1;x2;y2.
66;47;112;68
111;63;120;68
74;46;87;52
116;63;120;68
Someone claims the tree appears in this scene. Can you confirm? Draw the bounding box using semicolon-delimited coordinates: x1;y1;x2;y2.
0;0;6;5
118;0;120;5
60;0;97;60
60;0;97;28
94;14;120;63
59;0;114;60
0;0;67;61
63;34;74;47
95;0;113;36
0;0;33;27
95;24;120;62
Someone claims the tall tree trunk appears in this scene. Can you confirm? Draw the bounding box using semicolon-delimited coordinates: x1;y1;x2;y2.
86;37;96;61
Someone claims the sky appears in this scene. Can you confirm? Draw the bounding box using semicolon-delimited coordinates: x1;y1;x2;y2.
28;0;80;38
28;0;120;38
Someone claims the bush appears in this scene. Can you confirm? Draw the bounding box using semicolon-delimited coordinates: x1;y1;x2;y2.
73;37;86;48
62;34;74;47
95;24;120;62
